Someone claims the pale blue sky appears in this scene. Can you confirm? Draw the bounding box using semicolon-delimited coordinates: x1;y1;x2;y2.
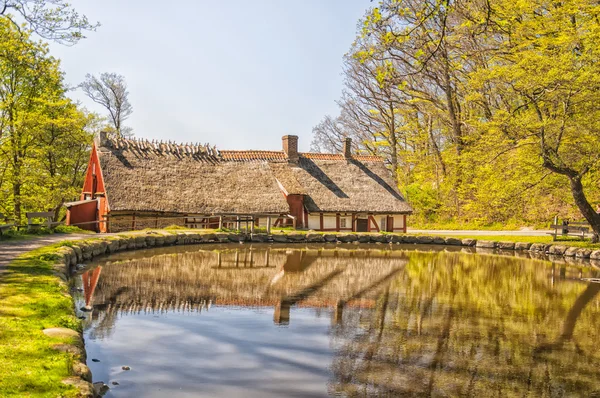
49;0;371;151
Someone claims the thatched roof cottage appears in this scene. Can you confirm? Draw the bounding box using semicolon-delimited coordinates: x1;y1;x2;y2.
66;133;412;233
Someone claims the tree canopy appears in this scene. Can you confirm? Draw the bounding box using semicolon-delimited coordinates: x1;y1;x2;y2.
0;18;94;222
312;0;600;233
0;0;98;45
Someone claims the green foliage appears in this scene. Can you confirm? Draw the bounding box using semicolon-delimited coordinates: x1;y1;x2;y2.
314;0;600;230
0;18;95;225
164;224;189;230
53;225;90;234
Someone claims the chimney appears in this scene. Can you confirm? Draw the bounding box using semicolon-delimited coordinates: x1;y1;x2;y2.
282;135;299;162
95;131;110;148
343;137;352;158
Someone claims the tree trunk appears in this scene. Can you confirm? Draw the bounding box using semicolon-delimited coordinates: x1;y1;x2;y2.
388;103;399;185
13;180;21;223
569;175;600;236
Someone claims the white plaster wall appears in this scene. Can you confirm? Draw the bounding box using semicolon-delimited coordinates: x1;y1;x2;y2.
323;214;337;229
308;215;320;230
393;215;405;229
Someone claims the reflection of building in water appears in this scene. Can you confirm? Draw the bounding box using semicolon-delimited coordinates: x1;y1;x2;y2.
79;247;600;395
81;247;408;335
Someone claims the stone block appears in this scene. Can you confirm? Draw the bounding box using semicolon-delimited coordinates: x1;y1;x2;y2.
164;234;178;245
445;237;462;246
590;250;600;260
323;234;337;242
287;233;307;242
306;234;325;243
432;237;446;245
416;236;433;244
201;233;216;242
214;233;228;243
461;239;477;247
564;247;579;257
145;235;156;247
72;362;92;382
251;234;268;242
134;235;147;249
106;240;120;253
338;234;358;243
529;243;547;252
548;245;567;255
403;235;418;244
370;234;387;243
514;242;532;251
271;234;289;243
476;240;497;249
227;233;242;242
126;237;136;250
497;241;515;250
91;241;107;256
62;377;94;398
576;248;592;258
389;235;403;243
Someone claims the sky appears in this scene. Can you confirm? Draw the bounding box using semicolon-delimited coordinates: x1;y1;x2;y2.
48;0;372;152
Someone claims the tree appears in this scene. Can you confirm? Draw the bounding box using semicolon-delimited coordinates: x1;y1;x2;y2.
0;18;93;222
466;0;600;238
0;0;98;45
312;0;600;229
80;73;133;138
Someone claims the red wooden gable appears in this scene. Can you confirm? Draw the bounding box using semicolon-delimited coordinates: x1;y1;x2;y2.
81;144;106;198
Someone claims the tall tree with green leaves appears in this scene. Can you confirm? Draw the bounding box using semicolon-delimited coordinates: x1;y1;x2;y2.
0;18;93;222
466;0;600;237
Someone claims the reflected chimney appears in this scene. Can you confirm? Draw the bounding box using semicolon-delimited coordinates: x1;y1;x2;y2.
343;137;352;158
282;135;299;162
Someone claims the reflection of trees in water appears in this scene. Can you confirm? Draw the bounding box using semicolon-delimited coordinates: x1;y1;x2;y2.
329;253;600;397
83;247;407;338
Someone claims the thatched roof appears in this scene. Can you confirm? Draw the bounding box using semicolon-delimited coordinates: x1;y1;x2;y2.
97;135;412;215
289;158;412;213
98;138;289;214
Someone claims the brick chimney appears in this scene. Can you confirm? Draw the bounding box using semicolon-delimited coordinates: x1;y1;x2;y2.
282;135;299;162
95;131;110;147
343;137;352;158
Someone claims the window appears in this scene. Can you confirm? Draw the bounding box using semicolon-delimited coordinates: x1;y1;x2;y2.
340;218;347;228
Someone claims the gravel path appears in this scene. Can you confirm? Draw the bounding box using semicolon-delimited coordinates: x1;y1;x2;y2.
0;234;95;271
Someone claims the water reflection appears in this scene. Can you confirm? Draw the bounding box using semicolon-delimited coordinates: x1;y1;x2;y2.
75;245;600;397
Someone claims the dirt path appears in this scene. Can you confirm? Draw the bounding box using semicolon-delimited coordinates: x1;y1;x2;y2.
0;234;96;271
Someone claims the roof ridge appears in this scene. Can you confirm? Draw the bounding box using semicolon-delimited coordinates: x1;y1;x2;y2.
101;133;220;160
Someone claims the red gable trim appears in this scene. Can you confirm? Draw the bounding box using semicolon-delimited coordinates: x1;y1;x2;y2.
82;144;106;196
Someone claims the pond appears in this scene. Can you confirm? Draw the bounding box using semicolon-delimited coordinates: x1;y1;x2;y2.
73;244;600;397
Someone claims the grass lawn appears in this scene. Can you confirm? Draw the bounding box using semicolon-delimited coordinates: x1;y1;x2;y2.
0;243;83;397
413;232;600;250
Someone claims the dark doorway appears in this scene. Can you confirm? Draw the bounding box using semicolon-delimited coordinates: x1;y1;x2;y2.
356;218;368;232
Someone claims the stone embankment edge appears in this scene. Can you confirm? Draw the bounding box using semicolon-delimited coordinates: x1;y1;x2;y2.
45;231;600;396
